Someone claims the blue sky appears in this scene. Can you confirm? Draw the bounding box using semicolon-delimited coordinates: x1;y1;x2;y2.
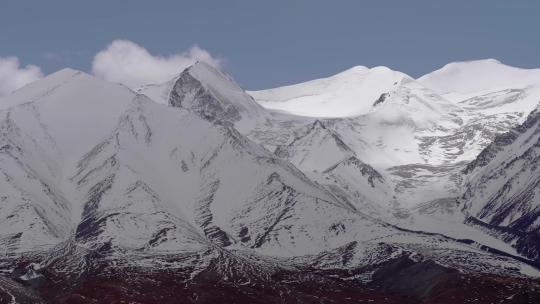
1;0;539;90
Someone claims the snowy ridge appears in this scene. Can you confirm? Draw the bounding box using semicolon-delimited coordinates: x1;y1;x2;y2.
249;65;407;117
167;62;266;132
418;59;540;102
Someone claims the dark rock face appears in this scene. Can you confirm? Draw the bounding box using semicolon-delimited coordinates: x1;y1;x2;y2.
195;179;233;247
168;63;264;127
515;230;540;261
371;256;459;300
373;92;390;106
169;70;242;124
370;256;540;304
465;216;540;262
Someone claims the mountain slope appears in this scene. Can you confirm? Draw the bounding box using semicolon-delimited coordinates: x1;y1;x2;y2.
461;104;540;260
274;120;354;173
273;119;393;216
0;108;71;253
70;95;385;257
0;69;136;253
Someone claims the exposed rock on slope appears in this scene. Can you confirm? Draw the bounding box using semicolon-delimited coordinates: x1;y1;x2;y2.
461;104;540;260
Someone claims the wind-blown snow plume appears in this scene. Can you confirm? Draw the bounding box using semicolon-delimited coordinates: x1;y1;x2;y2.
0;56;43;97
92;39;222;89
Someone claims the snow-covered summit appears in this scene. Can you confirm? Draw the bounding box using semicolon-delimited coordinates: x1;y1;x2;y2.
169;62;266;131
137;62;266;131
0;68;135;160
248;65;410;117
0;68;82;110
418;59;540;101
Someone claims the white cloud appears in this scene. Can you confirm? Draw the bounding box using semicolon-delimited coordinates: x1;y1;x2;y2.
92;40;222;89
0;57;43;97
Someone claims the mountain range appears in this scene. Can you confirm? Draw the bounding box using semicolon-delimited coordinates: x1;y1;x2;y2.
1;59;539;303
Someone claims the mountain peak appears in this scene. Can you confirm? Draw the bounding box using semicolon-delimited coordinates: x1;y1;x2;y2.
135;62;229;106
418;59;540;96
51;67;85;77
312;119;326;129
186;60;219;72
249;65;409;118
339;65;369;73
168;61;264;129
0;66;136;158
443;58;502;67
331;65;408;81
183;61;237;87
0;68;96;110
14;67;85;90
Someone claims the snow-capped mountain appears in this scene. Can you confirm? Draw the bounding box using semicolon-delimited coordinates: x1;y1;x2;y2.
247;60;540;263
249;65;406;117
418;59;540;103
249;60;540;209
0;69;136;254
139;61;267;133
1;61;540;303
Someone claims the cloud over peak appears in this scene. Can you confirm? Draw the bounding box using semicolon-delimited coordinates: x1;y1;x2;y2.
92;40;222;89
0;57;43;97
0;40;222;96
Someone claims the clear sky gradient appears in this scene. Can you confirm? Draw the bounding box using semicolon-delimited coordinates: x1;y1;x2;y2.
1;0;539;89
